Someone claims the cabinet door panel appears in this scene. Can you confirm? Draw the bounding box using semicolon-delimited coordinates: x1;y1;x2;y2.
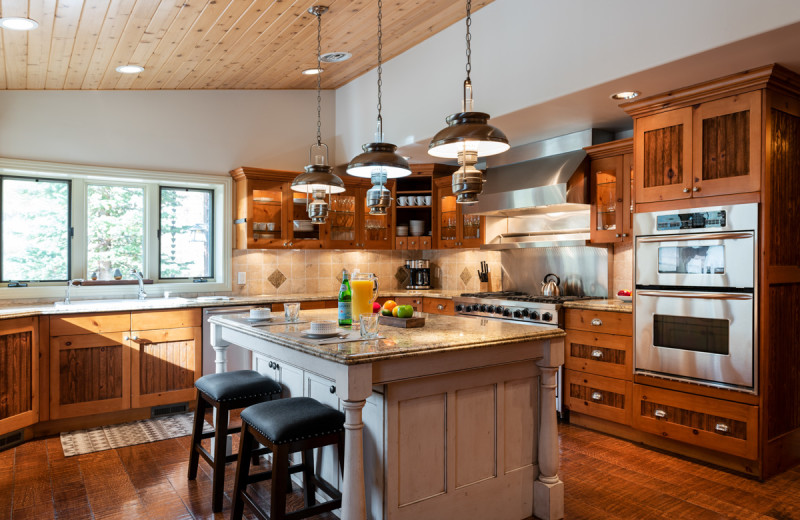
50;332;130;419
565;329;632;380
305;371;341;489
693;91;762;197
131;326;201;408
590;156;624;243
566;369;631;425
0;317;38;434
635;107;693;203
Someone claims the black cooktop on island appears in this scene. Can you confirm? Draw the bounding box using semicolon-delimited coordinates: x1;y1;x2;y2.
454;291;592;326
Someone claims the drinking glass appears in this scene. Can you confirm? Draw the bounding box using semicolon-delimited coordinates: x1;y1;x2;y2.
360;313;379;339
284;302;300;322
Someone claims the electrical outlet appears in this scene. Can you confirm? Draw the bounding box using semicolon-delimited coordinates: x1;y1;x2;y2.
237;272;246;285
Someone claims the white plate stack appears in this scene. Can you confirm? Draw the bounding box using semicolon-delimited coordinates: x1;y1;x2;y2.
409;220;425;236
396;225;409;236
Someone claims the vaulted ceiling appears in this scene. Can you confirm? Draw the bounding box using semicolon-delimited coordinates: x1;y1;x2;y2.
0;0;492;90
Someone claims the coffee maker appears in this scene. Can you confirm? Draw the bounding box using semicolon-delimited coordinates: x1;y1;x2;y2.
404;259;431;290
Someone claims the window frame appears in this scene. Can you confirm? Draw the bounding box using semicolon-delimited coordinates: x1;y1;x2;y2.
0;174;73;283
0;158;231;300
158;185;215;281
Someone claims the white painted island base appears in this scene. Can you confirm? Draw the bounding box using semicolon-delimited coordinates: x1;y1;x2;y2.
210;313;564;520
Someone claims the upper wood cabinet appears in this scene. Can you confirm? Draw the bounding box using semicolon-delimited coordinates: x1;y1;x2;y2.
0;317;39;436
433;176;485;249
624;69;776;207
585;138;633;244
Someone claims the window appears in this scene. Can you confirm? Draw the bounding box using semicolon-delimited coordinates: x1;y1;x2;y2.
1;176;71;282
159;187;213;279
87;184;145;280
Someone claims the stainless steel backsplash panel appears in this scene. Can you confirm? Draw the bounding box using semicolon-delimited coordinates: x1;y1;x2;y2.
501;246;608;297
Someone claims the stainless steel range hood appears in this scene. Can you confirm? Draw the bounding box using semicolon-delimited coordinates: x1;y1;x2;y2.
465;129;611;217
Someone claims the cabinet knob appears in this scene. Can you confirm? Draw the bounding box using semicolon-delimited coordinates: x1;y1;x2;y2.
615;233;620;238
692;186;700;192
683;187;690;193
622;233;628;237
437;304;445;310
654;409;667;419
591;391;603;401
715;423;729;433
329;385;336;394
268;361;275;369
591;349;603;358
273;362;280;370
123;336;129;341
66;341;72;346
590;318;603;326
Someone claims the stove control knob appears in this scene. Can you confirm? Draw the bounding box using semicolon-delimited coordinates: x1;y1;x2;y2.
465;305;474;312
495;306;504;315
530;311;540;320
486;305;495;313
542;312;553;322
503;308;512;317
513;309;522;318
455;304;464;312
479;304;488;312
521;308;529;317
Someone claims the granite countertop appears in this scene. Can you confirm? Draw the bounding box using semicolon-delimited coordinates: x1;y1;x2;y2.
562;298;632;313
210;308;564;365
0;290;460;320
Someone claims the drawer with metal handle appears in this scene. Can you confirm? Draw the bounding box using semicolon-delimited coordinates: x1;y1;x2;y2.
565;329;633;380
632;384;758;460
564;369;632;426
565;308;632;336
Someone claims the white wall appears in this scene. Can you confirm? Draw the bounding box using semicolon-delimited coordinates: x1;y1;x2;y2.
335;0;800;162
0;90;336;175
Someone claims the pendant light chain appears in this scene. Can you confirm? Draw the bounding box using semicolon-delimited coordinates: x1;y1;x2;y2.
376;0;383;140
316;10;323;147
465;0;472;82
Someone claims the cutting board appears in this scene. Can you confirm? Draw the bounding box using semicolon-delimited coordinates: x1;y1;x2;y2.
378;315;425;328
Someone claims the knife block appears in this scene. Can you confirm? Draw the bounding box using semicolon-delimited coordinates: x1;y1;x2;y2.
479;272;492;292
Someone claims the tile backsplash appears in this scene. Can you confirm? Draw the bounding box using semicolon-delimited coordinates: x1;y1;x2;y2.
612;241;633;296
232;248;502;296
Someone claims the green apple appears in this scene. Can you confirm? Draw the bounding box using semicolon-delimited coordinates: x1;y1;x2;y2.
397;305;414;319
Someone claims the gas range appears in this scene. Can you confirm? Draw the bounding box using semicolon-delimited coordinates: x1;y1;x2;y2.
453;291;592;327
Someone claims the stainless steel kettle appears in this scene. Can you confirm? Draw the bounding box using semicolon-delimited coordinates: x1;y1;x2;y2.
541;273;561;297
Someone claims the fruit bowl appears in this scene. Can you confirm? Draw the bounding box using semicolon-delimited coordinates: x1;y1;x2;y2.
617;290;632;302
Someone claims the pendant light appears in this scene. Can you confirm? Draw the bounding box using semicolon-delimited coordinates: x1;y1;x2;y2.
347;0;411;214
291;5;345;224
428;0;509;203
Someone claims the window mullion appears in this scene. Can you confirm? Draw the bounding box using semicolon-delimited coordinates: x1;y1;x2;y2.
145;183;160;281
71;178;87;280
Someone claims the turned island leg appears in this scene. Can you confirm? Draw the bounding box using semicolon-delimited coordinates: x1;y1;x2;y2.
534;364;564;520
341;399;367;520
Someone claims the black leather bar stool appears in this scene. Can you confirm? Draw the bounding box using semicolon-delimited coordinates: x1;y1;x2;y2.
231;397;346;520
187;369;283;512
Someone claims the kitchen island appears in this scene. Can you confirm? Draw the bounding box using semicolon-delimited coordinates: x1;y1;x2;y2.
209;309;565;520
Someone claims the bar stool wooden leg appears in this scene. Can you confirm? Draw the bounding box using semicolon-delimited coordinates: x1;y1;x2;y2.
187;393;206;480
231;424;256;520
270;445;289;520
211;404;230;513
302;449;316;507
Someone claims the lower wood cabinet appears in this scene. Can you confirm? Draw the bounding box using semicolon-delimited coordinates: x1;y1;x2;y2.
633;384;758;460
395;296;423;311
565;369;632;425
49;309;202;420
565;329;632;380
0;317;39;436
423;297;454;315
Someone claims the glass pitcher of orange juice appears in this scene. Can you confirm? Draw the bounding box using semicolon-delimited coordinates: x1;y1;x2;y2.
350;272;378;320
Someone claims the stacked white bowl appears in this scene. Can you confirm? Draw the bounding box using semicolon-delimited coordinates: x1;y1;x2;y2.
310;320;337;334
396;225;409;236
409;220;425;236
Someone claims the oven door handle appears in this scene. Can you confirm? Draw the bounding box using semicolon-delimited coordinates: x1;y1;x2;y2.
636;290;753;301
636;231;753;243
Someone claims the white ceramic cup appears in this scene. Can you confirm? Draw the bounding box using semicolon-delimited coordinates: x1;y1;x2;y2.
416;195;426;206
250;307;271;320
397;196;408;206
310;320;337;334
253;222;267;231
424;195;432;205
266;222;276;231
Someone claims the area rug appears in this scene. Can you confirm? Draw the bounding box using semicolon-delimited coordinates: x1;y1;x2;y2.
60;412;213;457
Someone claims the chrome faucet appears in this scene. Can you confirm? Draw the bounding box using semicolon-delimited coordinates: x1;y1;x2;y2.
131;270;147;300
65;279;85;304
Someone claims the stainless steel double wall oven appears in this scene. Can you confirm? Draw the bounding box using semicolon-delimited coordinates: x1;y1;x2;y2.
634;203;758;393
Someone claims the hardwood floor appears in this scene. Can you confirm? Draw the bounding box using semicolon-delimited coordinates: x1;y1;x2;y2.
1;422;799;519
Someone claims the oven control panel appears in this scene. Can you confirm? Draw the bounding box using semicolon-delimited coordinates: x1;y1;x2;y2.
656;210;727;231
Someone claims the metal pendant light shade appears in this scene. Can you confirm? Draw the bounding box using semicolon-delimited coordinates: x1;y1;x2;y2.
291;162;345;194
428;111;510;158
347;142;410;178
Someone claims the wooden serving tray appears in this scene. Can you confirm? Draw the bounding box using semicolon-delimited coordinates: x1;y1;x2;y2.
378;315;425;328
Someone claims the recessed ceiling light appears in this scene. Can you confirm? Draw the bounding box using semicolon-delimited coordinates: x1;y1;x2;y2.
302;67;324;75
0;17;39;31
610;90;640;100
320;52;352;63
116;65;144;74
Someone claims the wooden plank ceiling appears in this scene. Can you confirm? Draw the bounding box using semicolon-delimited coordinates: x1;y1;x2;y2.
0;0;493;90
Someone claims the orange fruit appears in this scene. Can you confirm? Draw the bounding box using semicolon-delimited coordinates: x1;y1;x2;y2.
382;300;397;312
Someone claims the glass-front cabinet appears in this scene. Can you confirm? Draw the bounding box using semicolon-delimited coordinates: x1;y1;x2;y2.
327;192;357;248
288;192;324;249
240;175;289;249
585;138;633;244
434;177;484;249
362;187;393;249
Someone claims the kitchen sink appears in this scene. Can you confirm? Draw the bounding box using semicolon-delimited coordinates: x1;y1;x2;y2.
53;297;189;310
